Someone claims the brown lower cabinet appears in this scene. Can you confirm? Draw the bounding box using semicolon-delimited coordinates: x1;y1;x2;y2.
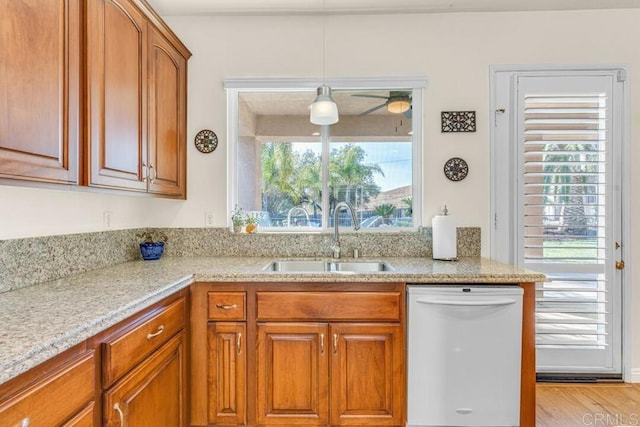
256;322;403;426
103;332;186;426
0;289;188;427
0;351;95;426
192;282;406;427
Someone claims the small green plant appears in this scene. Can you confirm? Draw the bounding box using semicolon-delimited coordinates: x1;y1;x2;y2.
245;212;262;233
135;229;168;244
245;213;259;226
231;205;246;228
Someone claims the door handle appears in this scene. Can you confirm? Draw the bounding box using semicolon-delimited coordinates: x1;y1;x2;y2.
616;260;625;270
416;298;517;307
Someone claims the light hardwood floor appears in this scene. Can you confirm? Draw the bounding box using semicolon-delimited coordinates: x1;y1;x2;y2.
537;383;640;426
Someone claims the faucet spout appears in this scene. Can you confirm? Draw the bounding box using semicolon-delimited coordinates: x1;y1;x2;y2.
332;202;360;259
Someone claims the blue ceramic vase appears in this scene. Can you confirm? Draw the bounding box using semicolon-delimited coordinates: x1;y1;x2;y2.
139;242;165;260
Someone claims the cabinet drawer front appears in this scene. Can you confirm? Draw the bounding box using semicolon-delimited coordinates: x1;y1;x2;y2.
208;292;246;320
103;297;186;386
257;292;401;321
0;352;95;426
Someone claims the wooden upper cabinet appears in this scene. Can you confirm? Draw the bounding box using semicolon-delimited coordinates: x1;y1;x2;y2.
148;25;187;198
86;0;148;191
0;0;80;184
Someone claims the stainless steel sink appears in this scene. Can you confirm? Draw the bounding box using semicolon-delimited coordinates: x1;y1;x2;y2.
265;260;393;273
332;261;393;272
266;260;331;272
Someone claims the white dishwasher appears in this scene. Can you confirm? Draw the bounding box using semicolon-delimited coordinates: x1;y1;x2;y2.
407;285;523;427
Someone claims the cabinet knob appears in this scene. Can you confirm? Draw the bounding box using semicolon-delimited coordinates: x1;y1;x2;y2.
20;418;30;427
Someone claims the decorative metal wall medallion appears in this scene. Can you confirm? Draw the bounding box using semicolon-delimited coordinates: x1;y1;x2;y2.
194;129;218;153
443;157;469;181
441;111;476;133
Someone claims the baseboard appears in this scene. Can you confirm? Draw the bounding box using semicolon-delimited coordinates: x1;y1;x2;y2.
628;368;640;383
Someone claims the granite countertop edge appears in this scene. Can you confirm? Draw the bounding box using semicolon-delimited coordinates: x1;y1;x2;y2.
0;256;546;386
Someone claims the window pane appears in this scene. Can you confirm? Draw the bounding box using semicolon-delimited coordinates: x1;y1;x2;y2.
329;142;413;228
329;88;413;229
234;85;415;231
260;141;323;227
237;90;322;228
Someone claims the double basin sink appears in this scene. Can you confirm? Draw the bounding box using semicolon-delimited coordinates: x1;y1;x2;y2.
265;259;394;273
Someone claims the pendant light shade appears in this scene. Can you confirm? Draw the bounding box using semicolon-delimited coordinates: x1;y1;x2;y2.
310;85;339;125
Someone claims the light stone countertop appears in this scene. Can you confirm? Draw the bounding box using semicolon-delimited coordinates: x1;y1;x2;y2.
0;256;545;385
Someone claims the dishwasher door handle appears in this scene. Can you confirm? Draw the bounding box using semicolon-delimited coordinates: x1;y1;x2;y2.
416;298;517;307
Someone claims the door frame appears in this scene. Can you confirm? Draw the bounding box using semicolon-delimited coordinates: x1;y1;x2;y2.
489;64;632;381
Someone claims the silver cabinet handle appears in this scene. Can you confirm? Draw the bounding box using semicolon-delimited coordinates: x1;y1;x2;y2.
142;162;148;180
146;325;165;340
114;403;125;426
149;164;156;182
20;418;30;427
332;333;338;355
320;333;325;355
215;304;238;310
237;332;242;355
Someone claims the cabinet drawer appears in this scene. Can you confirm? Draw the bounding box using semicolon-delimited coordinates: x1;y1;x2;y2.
257;292;401;321
208;292;246;320
103;297;186;387
0;352;95;426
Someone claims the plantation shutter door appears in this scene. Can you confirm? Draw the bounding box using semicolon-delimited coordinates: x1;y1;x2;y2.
516;74;621;373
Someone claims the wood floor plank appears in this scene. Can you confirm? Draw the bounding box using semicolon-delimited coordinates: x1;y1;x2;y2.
537;383;640;426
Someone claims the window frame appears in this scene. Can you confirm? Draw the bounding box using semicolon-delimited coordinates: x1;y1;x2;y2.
225;77;425;232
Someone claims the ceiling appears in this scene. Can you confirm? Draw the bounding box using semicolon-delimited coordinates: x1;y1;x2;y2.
146;0;640;15
240;90;408;117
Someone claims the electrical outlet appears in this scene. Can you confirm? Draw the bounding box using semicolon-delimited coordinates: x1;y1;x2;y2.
103;211;113;230
205;211;215;227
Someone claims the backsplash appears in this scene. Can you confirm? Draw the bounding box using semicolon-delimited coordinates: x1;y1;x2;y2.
0;227;480;293
0;230;142;293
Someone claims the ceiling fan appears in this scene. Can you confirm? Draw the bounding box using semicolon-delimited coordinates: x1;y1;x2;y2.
352;91;412;116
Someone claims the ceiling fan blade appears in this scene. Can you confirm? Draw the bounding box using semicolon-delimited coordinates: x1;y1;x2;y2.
359;104;386;116
351;94;389;100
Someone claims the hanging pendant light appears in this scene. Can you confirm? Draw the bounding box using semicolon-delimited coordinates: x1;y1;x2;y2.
310;85;338;125
310;1;338;125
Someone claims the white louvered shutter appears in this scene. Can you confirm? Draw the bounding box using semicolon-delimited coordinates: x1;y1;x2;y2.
516;74;621;373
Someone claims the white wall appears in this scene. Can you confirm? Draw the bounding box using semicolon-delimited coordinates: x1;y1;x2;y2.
1;8;639;374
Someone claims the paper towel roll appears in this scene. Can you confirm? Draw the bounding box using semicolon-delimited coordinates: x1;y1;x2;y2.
432;214;457;260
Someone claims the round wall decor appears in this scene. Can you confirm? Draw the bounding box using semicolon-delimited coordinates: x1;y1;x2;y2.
194;129;218;153
443;157;469;181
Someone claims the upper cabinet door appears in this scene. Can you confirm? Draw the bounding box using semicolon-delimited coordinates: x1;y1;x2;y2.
148;26;187;198
0;0;80;184
86;0;147;191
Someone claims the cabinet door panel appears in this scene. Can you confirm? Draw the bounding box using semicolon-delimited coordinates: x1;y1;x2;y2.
0;0;79;183
257;323;329;425
104;332;186;427
87;0;147;190
208;322;246;425
148;26;186;197
330;323;404;426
